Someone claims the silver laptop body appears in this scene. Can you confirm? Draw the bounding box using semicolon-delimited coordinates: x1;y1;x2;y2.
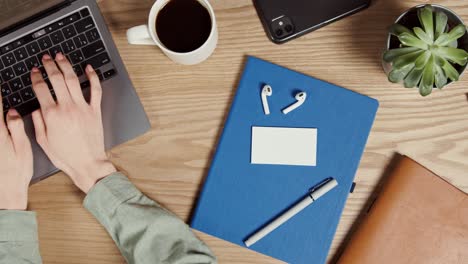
0;0;151;183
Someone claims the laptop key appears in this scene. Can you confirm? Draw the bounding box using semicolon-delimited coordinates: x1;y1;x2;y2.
75;17;95;33
2;53;16;66
8;92;23;106
37;51;50;64
63;25;77;38
21;73;32;86
82;41;105;58
80;80;90;89
80;8;90;18
44;23;60;34
64;13;81;25
1;44;13;54
13;61;27;76
85;28;100;43
12;38;26;49
50;30;65;45
20;87;35;101
10;78;24;92
73;34;89;48
61;39;76;54
16;98;40;116
25;56;40;69
0;59;3;70
1;83;11;97
38;36;52;50
13;47;28;61
81;52;110;70
37;67;48;79
72;65;84;77
26;42;41;56
1;68;15;82
49;45;64;57
69;50;84;64
103;69;116;79
2;98;10;112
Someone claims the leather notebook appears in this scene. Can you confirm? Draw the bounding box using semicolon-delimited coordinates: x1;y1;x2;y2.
337;156;468;264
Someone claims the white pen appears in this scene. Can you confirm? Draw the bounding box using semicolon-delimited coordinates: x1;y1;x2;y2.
244;178;338;247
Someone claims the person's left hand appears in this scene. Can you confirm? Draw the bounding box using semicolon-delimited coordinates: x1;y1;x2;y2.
0;106;33;210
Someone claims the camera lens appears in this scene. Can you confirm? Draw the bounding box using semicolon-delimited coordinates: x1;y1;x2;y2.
275;29;283;37
285;25;293;33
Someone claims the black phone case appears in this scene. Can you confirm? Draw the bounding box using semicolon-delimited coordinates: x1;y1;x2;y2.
253;0;371;44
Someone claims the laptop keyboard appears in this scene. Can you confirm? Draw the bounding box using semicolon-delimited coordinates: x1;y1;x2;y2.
1;8;117;116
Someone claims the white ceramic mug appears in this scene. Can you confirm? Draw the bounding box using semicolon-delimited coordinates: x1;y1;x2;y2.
126;0;218;65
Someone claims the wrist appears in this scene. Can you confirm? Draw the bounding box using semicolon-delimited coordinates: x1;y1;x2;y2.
71;160;117;193
0;191;28;210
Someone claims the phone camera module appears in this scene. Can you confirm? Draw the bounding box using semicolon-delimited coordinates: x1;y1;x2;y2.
270;16;294;40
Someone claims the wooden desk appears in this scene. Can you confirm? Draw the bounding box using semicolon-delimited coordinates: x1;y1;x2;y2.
29;0;468;263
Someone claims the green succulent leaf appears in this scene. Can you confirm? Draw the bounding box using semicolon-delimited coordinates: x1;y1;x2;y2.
393;50;424;69
398;32;429;50
434;24;466;46
403;67;424;88
448;40;458;48
419;55;435;96
414;50;431;69
418;5;434;41
434;46;468;66
434;64;448;89
435;11;448;39
389;24;413;36
433;55;445;66
440;57;460;81
413;27;433;44
388;64;414;83
383;47;420;62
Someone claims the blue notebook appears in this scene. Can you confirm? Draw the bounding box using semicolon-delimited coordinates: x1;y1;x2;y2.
191;56;379;264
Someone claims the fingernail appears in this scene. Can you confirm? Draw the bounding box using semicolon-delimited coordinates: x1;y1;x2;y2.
8;109;19;117
32;67;40;73
56;52;64;60
43;54;51;60
86;65;94;72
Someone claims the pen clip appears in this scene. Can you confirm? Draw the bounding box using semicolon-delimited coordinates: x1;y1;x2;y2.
309;177;333;193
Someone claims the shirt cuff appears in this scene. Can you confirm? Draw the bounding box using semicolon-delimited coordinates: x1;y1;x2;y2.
83;172;141;223
0;211;38;242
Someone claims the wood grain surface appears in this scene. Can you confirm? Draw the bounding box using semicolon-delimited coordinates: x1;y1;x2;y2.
28;0;468;263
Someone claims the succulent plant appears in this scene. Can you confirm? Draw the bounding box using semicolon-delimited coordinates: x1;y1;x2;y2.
383;5;468;96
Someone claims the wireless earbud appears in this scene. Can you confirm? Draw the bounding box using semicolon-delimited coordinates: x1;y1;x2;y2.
261;85;273;115
282;92;307;114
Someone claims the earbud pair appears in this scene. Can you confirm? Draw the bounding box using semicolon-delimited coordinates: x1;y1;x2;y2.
261;84;307;115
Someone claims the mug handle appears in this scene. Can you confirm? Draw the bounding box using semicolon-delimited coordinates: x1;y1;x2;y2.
126;25;157;45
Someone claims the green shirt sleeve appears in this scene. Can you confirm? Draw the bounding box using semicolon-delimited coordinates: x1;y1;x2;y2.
84;172;217;264
0;210;42;263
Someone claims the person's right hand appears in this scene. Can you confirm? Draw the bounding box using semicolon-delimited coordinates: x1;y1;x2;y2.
31;53;116;193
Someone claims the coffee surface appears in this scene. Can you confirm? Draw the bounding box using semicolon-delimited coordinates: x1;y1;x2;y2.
156;0;212;53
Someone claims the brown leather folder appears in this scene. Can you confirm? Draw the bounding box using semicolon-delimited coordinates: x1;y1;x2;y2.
337;156;468;264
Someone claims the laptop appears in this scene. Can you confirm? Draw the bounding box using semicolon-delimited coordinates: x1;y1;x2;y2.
0;0;151;183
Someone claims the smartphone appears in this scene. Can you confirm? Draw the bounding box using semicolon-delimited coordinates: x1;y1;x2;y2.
253;0;371;44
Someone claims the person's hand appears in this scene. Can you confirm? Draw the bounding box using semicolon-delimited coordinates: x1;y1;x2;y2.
31;53;116;193
0;107;33;210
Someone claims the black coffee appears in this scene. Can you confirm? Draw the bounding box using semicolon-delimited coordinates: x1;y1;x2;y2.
156;0;212;53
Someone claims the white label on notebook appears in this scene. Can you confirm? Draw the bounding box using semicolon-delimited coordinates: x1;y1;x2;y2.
251;126;317;166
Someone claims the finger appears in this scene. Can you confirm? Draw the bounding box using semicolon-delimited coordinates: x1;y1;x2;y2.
86;65;102;112
55;53;86;105
42;54;71;104
31;67;55;109
6;109;32;159
32;110;48;148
